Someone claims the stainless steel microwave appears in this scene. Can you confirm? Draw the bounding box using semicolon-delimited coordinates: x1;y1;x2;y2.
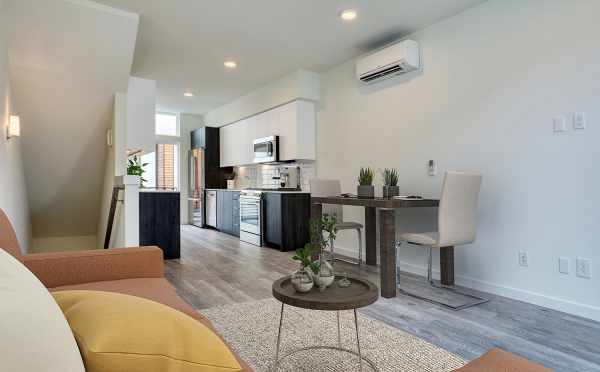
253;135;279;163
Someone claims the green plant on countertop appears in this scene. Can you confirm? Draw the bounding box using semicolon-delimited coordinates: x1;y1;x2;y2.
293;214;338;274
127;155;148;186
358;167;374;186
382;168;399;186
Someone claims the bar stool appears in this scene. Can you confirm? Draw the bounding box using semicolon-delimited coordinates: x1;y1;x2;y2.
310;179;363;267
396;171;488;310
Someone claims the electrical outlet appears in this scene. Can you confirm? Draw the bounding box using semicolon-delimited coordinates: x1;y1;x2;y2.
573;112;586;130
576;257;592;279
553;116;567;133
518;251;529;267
558;257;569;274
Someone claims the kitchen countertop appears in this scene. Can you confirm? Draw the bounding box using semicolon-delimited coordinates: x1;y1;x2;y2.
205;188;309;194
140;188;180;193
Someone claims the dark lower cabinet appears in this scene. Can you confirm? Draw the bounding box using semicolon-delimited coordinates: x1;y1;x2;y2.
139;192;180;259
264;193;310;251
216;190;240;237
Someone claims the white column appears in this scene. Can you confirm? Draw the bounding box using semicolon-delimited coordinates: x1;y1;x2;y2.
115;175;139;247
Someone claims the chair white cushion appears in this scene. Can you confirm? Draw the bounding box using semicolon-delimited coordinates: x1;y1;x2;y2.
0;249;85;372
400;232;439;246
335;221;363;230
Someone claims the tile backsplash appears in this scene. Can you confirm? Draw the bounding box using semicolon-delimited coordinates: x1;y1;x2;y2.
233;162;316;191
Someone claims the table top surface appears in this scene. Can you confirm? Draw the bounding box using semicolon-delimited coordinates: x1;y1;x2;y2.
311;195;439;208
272;275;379;311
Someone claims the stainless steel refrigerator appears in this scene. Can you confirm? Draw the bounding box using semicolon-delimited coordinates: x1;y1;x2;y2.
188;148;204;227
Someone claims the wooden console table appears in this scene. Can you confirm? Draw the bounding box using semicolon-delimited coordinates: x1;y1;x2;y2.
311;196;450;298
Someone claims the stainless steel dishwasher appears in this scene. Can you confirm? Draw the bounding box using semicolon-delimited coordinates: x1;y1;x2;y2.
205;190;217;228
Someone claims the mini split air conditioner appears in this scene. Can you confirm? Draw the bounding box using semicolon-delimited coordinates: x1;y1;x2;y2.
356;40;420;84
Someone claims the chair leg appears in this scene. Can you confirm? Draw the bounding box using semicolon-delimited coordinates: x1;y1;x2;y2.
427;246;434;285
397;243;489;310
395;240;403;286
356;228;362;267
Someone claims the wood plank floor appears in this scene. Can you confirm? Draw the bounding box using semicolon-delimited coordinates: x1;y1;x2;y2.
166;226;600;372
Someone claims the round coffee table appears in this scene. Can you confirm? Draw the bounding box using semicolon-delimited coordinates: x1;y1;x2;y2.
271;275;379;371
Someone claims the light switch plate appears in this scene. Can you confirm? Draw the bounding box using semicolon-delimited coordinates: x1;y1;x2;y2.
573;112;586;130
518;251;528;267
428;160;437;176
576;257;592;279
558;257;569;274
553;116;567;133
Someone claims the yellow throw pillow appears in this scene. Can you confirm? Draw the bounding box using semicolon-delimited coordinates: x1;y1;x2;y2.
52;290;242;372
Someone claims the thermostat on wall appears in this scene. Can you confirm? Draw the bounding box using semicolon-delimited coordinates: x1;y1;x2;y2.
428;160;437;176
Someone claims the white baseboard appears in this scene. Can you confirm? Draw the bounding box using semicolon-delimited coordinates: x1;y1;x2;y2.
333;244;600;322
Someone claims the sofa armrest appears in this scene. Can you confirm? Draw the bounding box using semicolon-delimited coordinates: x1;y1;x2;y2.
23;246;164;288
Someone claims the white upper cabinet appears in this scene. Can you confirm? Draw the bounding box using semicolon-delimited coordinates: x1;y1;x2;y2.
219;100;316;167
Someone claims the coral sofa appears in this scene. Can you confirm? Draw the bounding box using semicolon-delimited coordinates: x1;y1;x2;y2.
0;209;252;372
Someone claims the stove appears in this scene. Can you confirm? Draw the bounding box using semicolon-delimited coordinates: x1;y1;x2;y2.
239;190;264;246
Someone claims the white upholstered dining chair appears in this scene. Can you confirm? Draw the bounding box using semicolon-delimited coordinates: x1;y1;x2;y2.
396;171;487;310
310;179;363;267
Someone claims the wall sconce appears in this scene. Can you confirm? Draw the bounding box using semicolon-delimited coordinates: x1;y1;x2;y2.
7;115;20;139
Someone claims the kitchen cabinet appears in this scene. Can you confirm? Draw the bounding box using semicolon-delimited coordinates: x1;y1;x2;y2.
219;100;316;167
216;190;240;237
139;192;180;259
263;193;311;251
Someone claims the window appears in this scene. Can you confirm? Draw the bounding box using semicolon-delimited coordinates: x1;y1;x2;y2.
156;112;179;136
156;143;179;190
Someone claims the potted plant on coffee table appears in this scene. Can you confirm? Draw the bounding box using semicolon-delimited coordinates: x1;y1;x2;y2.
382;168;400;198
357;167;375;198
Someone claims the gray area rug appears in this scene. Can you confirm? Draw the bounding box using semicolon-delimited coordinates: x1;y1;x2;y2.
201;298;465;372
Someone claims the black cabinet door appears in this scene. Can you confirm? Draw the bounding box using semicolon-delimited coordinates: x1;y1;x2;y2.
280;194;310;251
217;191;235;234
264;193;282;246
139;192;180;259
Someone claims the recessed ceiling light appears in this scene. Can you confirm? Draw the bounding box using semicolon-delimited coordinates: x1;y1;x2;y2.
183;92;194;97
340;9;357;21
224;60;237;69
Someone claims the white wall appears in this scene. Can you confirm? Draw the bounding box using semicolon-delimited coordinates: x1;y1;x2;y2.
32;235;97;253
317;0;600;320
126;77;156;154
0;0;30;253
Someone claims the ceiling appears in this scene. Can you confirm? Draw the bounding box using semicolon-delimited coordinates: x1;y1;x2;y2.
6;0;138;238
94;0;487;114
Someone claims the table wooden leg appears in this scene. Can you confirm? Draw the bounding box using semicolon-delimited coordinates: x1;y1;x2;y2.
440;246;455;286
379;209;396;298
364;207;377;266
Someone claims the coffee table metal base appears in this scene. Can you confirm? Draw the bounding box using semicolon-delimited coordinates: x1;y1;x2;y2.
271;302;378;372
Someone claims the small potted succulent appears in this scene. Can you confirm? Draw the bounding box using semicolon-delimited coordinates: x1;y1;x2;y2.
382;168;400;198
357;167;375;198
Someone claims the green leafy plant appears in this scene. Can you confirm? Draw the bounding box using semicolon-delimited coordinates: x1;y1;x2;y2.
292;244;320;273
293;214;338;274
127;155;148;184
382;168;399;186
358;167;374;186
